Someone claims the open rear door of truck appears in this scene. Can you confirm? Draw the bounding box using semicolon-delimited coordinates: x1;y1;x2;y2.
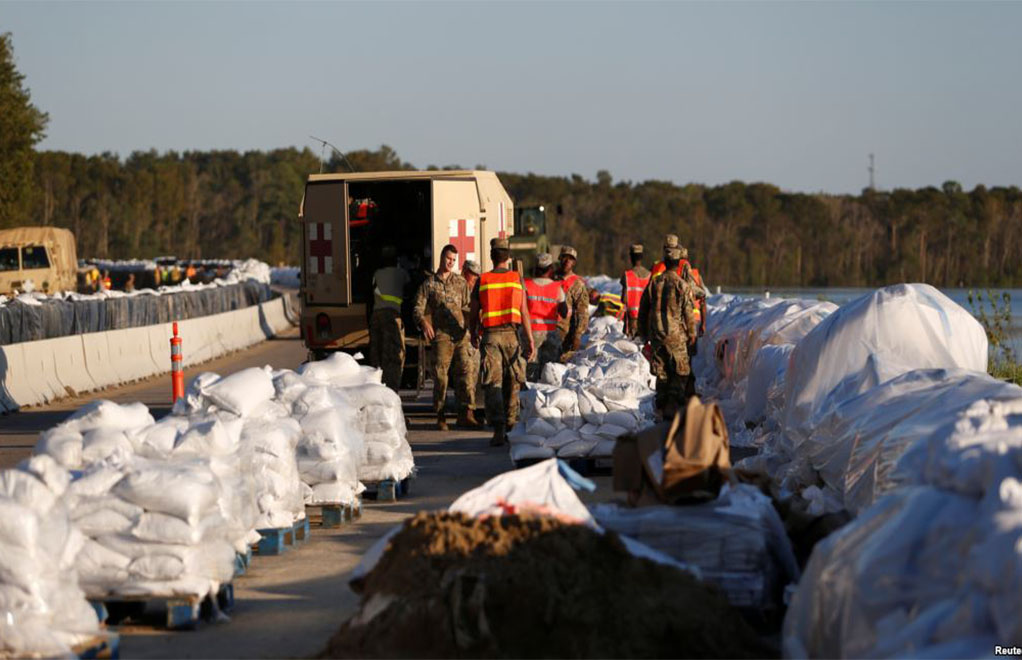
303;180;351;305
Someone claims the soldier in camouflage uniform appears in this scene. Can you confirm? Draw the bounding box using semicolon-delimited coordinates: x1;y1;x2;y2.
370;246;410;392
470;238;535;446
460;259;481;416
637;244;698;420
413;244;478;431
555;245;589;362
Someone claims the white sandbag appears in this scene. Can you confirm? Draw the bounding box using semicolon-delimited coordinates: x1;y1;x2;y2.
131;511;225;546
271;369;309;405
172;418;237;458
541;362;568;385
136;417;188;458
19;454;70;497
34;429;83;468
59;400;154;435
545;428;580;451
603;410;639;431
172;372;221;415
509;443;556;461
593;438;617;456
0;499;39;551
525;417;558;438
0;469;57;513
546;388;578;412
557;435;601;458
536;406;563;423
595;423;629;440
297;351;363;385
309;481;362;506
744;343;793;424
114;462;220;525
81;429;134;464
200;366;274;417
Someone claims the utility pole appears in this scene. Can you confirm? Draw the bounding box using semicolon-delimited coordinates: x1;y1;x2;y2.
868;153;875;191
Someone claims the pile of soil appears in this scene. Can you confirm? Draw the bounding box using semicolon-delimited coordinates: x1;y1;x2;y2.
322;512;773;658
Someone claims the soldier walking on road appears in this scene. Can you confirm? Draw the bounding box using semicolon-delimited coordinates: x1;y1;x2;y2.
413;244;478;431
469;238;535;447
638;243;698;420
461;260;482;417
620;244;650;338
555;246;589;362
370;245;410;392
524;253;567;381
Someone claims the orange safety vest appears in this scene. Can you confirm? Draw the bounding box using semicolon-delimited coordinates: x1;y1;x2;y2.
479;270;524;328
560;272;582;293
623;269;650;319
525;279;561;333
102;276;112;291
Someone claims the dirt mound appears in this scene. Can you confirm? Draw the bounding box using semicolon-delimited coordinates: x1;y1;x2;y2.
322;512;773;658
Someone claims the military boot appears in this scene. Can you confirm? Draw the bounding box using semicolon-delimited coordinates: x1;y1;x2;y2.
457;407;481;428
436;411;449;432
489;423;507;447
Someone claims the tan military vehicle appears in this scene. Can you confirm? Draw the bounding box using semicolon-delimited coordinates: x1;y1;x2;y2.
0;227;78;295
298;170;515;382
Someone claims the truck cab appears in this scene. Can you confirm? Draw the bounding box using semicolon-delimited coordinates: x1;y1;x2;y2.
0;227;78;295
298;170;514;380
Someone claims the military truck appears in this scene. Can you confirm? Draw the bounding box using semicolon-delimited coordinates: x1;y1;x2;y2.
0;227;78;295
298;170;515;381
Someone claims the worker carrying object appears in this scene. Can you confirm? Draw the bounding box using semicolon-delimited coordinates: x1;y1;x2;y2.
637;243;698;421
524;253;568;381
370;245;411;392
620;244;651;337
413;243;478;431
554;245;589;363
469;237;535;447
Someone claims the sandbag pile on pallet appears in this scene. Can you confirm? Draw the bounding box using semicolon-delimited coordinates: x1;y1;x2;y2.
0;458;101;657
509;316;657;463
592;483;799;612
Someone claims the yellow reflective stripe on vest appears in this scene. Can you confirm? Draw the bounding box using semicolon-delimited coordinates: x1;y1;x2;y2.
482;308;522;320
479;281;523;292
378;293;402;304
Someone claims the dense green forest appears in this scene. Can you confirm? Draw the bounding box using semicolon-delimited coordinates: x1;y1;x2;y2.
17;146;1022;288
4;32;1021;287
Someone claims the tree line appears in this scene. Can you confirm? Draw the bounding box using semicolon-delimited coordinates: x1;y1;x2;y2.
5;33;1022;286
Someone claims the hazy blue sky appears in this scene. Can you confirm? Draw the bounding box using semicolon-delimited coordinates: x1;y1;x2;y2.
5;1;1021;193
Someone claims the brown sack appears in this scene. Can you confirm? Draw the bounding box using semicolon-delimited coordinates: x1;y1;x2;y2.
661;396;731;503
612;396;731;506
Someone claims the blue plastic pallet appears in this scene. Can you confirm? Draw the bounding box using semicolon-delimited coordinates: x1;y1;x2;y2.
317;496;362;528
364;477;411;502
88;583;234;630
255;517;310;555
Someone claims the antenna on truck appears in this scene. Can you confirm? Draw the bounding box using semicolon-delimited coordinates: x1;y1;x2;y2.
310;136;358;173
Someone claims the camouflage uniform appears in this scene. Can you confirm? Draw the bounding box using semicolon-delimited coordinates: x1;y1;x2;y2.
559;278;588;359
412;271;474;414
369;309;404;391
480;326;525;427
638;267;698;418
370;264;410;392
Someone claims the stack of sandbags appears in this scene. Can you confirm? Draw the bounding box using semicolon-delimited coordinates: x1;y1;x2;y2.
296;351;414;486
593;483;799;611
0;457;101;656
69;456;237;601
34;399;155;468
510;316;657;462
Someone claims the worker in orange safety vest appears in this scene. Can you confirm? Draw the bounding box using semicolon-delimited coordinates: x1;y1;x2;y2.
469;238;535;446
619;243;650;337
524;253;568;381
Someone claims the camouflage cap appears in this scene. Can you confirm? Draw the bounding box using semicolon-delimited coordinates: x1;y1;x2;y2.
536;253;554;268
463;259;481;275
663;234;679;249
490;237;510;250
629;244;644;254
559;245;578;259
665;246;683;260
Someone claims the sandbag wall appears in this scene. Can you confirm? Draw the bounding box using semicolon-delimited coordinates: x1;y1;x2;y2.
0;293;294;412
697;284;1022;657
0;280;271;345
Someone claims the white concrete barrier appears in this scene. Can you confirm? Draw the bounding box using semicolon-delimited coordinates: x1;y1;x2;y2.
0;295;296;411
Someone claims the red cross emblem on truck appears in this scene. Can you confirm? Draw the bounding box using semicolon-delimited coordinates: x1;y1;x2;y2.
448;218;476;269
308;222;332;274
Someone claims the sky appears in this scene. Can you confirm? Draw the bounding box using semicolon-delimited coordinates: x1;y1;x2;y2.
4;1;1022;194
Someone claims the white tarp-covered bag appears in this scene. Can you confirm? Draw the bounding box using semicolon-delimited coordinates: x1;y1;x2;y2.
0;460;101;657
782;284;987;446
